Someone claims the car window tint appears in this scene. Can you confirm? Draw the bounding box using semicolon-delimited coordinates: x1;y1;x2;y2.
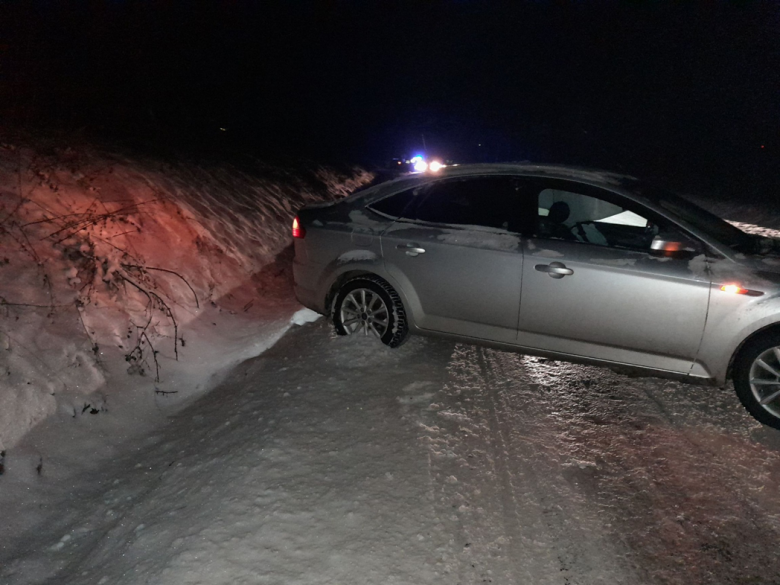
368;188;417;219
413;177;520;230
535;187;662;250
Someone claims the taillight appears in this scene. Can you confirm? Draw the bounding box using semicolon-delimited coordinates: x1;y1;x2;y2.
292;216;305;239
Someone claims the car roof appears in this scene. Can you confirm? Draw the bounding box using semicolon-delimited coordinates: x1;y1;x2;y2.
351;163;638;204
343;163;745;259
427;163;636;185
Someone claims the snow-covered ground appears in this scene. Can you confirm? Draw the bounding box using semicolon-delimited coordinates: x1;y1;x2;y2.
3;318;780;584
3;140;780;584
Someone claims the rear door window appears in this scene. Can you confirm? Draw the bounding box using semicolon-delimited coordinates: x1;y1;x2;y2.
368;176;536;232
368;188;417;219
414;176;526;231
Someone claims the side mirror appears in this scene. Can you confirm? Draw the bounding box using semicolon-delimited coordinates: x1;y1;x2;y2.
650;234;700;258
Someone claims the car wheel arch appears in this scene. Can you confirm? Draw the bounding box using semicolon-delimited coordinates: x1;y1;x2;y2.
325;269;376;313
728;322;780;380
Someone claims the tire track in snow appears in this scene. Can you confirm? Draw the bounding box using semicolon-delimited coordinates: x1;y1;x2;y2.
419;343;522;583
418;344;636;584
478;348;638;585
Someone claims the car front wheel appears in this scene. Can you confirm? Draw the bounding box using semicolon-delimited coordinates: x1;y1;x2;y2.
733;331;780;430
332;276;409;348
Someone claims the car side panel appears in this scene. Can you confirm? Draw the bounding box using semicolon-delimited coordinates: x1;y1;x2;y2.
293;205;393;314
517;238;711;374
381;221;523;343
695;259;780;385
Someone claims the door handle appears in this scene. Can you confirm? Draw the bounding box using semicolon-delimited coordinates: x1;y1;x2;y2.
535;262;573;279
397;244;426;257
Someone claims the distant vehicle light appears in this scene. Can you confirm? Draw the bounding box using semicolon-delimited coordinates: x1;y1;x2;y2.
410;155;424;164
413;160;428;172
292;216;305;239
429;161;444;172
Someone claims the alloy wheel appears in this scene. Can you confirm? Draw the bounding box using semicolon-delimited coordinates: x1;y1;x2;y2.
339;288;390;338
749;345;780;419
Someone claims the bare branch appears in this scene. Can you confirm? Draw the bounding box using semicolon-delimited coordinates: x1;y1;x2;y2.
106;229;139;239
0;296;69;309
20;211;86;228
117;273;179;360
121;264;199;308
141;331;160;382
42;199;161;242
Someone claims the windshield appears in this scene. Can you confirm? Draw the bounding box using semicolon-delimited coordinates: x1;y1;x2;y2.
632;184;753;251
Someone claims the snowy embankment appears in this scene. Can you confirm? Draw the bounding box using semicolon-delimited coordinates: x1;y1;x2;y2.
0;138;373;453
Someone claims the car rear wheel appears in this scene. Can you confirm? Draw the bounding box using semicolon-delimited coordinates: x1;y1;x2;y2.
333;277;408;348
733;331;780;430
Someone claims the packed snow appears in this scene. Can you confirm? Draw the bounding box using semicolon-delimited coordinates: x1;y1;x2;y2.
3;140;780;584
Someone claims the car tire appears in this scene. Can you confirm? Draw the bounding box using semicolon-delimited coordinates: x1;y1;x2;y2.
733;331;780;430
332;276;409;348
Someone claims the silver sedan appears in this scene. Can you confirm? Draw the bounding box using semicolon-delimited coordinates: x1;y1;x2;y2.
292;164;780;429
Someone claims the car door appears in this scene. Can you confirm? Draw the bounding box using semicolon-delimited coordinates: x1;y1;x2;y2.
376;176;527;343
516;179;711;375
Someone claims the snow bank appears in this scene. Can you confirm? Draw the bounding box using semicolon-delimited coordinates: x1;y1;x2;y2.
0;137;373;451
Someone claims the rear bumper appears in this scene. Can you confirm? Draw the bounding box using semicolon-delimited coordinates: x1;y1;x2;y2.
293;283;322;313
293;258;326;314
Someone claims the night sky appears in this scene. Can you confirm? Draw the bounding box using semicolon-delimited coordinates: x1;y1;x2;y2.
2;1;778;200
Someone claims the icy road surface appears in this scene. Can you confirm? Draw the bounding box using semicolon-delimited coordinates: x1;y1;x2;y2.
3;319;780;584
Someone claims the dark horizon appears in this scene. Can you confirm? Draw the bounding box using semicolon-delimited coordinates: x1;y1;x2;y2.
2;1;778;200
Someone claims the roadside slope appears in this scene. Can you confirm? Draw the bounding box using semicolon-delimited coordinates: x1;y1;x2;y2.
0;137;372;451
